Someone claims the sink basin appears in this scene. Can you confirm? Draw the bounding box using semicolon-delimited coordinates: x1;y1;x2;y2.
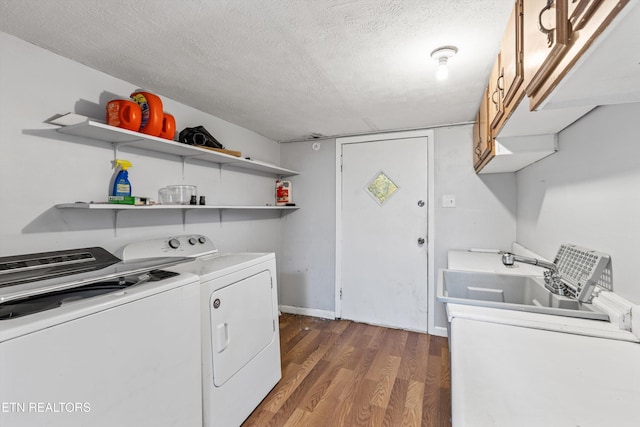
437;269;609;321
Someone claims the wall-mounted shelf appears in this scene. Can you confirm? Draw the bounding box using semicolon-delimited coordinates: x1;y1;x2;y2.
56;120;299;177
56;203;298;211
56;203;298;235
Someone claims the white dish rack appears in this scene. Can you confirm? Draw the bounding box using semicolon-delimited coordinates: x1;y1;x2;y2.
553;244;611;302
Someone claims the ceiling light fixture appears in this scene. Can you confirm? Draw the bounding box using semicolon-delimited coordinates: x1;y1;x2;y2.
430;46;458;80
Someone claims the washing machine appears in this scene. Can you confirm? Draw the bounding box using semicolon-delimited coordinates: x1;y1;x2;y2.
447;304;640;426
0;244;202;427
120;235;282;427
444;248;640;426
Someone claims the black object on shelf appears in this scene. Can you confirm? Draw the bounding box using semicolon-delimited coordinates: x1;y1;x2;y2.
179;126;224;149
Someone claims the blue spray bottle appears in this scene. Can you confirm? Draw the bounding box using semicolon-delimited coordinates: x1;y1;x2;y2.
111;159;133;197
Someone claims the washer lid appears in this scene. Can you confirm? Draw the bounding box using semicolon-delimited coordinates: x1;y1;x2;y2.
446;303;639;342
0;247;120;288
0;255;192;304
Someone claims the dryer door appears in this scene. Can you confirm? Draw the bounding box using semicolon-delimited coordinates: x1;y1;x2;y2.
209;270;276;387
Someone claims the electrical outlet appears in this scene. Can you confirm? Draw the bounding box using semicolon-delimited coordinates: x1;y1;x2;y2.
442;195;456;208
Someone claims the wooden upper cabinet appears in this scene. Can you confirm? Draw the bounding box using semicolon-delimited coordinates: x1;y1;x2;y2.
473;88;491;170
527;0;629;108
487;0;524;136
501;0;524;109
523;0;570;97
568;0;603;31
488;55;503;130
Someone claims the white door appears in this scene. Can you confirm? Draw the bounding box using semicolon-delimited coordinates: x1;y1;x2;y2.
339;135;429;331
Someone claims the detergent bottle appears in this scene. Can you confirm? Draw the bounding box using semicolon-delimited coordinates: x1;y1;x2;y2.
111;159;133;197
276;180;292;206
130;91;164;136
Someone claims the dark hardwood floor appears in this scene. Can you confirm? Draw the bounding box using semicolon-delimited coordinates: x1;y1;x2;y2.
243;314;451;427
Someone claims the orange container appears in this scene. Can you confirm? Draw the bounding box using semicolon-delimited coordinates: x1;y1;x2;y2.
106;99;142;132
130;91;164;136
158;113;176;140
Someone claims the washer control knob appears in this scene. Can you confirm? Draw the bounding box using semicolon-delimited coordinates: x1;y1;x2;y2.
188;237;197;245
198;236;207;244
168;238;181;249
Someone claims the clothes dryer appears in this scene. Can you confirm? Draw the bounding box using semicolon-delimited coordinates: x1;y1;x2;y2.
121;235;281;427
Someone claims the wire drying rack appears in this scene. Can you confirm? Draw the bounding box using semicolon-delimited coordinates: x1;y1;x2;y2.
554;244;611;303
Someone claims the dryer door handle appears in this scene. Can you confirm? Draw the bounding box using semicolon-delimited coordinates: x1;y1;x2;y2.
215;323;230;353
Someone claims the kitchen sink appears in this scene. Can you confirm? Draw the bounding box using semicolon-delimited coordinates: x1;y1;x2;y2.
437;269;609;321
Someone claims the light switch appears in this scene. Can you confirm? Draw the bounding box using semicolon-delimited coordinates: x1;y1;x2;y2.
442;195;456;208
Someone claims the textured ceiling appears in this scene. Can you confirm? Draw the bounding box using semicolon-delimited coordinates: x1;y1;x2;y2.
0;0;512;142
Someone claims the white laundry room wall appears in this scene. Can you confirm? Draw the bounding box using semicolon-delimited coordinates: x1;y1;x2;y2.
279;139;336;318
279;125;517;330
0;31;284;258
432;124;517;328
516;102;640;304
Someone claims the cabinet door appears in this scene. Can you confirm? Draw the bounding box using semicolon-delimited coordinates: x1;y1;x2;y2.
501;0;524;109
527;0;628;108
523;0;569;97
568;0;602;32
568;0;628;34
488;55;504;130
473;88;491;170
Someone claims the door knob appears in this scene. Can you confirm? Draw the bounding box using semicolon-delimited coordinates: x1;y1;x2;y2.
417;237;425;245
417;200;425;207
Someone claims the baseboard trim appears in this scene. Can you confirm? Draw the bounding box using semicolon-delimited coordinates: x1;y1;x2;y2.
279;305;336;320
432;325;448;338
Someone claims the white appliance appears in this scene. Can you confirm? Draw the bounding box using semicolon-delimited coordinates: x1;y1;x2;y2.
445;249;640;426
121;235;282;427
0;244;202;427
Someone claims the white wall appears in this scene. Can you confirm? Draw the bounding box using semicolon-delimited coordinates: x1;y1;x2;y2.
279;139;336;314
0;32;283;259
516;102;640;303
433;125;517;327
279;126;517;330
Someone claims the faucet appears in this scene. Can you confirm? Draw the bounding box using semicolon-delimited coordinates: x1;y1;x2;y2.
501;252;566;296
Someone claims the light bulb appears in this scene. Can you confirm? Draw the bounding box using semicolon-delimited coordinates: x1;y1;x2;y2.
430;46;458;81
436;59;448;80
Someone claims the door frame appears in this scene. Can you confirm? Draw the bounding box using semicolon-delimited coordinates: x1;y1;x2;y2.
335;129;436;335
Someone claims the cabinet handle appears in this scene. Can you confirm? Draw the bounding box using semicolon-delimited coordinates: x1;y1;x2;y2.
538;0;555;47
491;88;500;111
497;68;505;93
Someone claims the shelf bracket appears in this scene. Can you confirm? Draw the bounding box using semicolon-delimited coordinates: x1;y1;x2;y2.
181;156;188;180
218;208;223;224
113;210;121;237
180;155;207;180
112;141;140;160
182;209;187;231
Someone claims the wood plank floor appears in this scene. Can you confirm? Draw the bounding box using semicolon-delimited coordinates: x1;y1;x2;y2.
243;314;451;427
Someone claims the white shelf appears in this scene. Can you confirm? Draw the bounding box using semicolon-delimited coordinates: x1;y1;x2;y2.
56;120;298;177
56;203;298;236
56;203;298;211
